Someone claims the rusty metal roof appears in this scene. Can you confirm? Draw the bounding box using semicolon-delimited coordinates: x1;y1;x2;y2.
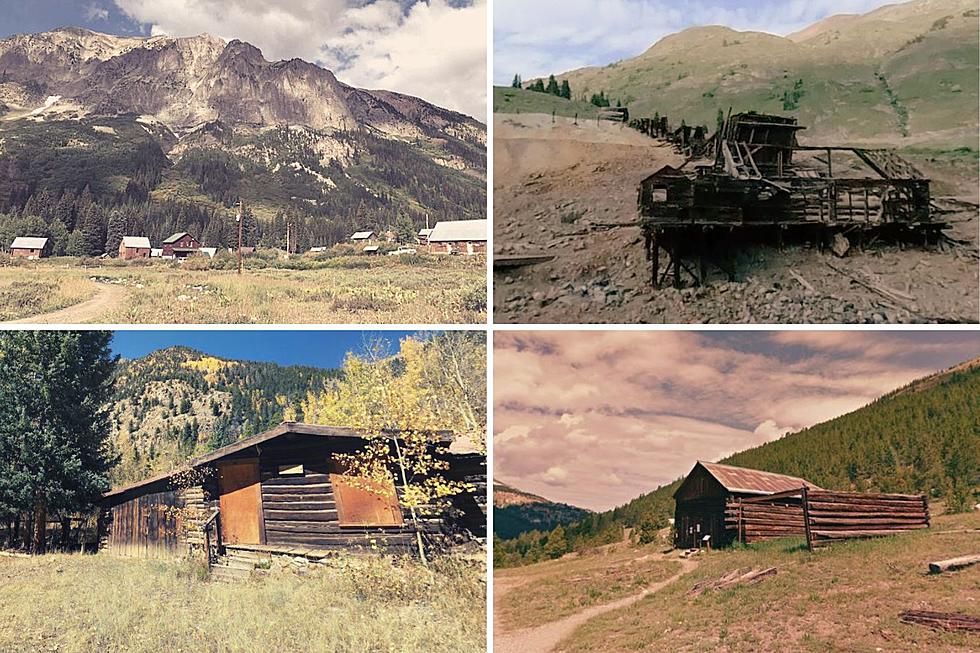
698;461;820;495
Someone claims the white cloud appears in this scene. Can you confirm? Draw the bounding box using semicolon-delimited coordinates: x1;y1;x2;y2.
494;331;980;510
86;2;110;21
113;0;487;120
493;0;898;84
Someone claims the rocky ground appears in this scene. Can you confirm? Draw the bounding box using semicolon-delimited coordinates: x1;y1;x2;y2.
493;113;979;324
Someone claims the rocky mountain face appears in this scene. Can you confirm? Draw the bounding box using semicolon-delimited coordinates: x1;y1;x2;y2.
0;27;483;142
493;482;591;539
108;346;340;486
0;28;486;240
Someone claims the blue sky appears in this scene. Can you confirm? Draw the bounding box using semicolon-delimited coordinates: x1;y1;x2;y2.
494;0;901;85
0;0;486;120
496;330;980;510
111;330;423;369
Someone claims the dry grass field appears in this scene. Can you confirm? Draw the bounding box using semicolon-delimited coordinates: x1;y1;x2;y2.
555;512;980;653
494;543;681;630
0;254;486;324
0;553;486;653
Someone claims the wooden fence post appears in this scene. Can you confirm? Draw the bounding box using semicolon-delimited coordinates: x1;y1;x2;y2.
802;486;813;551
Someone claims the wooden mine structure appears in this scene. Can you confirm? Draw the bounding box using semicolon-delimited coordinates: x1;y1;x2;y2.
638;111;940;287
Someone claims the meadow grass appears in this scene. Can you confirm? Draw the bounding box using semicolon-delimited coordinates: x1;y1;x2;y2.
558;512;980;653
0;553;486;653
0;254;486;324
495;543;681;630
0;276;97;321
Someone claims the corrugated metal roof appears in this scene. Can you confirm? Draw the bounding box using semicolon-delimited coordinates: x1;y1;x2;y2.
162;232;190;244
428;219;487;242
351;231;374;240
11;237;48;249
418;228;433;236
121;236;151;249
699;461;820;495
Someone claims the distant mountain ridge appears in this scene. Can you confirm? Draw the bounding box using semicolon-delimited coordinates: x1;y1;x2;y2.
108;346;340;486
521;0;978;147
493;482;591;540
0;28;486;250
495;357;980;565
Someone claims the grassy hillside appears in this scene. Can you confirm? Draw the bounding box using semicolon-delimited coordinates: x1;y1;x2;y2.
493;482;591;539
560;512;979;653
496;358;980;566
108;346;340;485
541;0;978;147
0;553;485;653
493;86;601;119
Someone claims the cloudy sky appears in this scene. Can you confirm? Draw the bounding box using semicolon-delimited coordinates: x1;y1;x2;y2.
494;331;980;511
494;0;900;85
0;0;486;120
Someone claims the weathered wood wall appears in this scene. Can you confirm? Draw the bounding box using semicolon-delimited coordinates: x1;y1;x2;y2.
805;489;929;548
725;496;806;544
105;489;183;559
724;489;930;548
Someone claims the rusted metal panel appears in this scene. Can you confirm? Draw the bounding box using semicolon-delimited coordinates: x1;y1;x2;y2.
218;460;263;545
697;461;818;496
331;474;405;528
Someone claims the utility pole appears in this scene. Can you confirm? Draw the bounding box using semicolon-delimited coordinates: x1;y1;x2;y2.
236;199;243;275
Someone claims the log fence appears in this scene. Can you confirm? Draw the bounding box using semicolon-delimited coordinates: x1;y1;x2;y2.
726;487;929;550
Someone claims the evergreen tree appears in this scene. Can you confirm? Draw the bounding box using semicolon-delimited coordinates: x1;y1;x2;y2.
546;74;560;96
65;230;88;257
105;209;126;257
560;80;572;99
530;79;546;93
511;74;522;89
0;331;116;553
47;219;69;256
394;213;416;244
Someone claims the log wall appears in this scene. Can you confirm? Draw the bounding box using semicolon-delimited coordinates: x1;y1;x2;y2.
725;498;806;544
725;489;930;549
804;489;929;548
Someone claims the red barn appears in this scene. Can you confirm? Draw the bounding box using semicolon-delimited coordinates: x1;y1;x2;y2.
10;237;49;259
162;232;201;258
119;236;151;260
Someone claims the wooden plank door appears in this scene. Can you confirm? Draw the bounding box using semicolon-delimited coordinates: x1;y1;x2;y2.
218;460;263;545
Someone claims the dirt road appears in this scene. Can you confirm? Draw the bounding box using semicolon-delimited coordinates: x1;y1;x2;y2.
494;557;699;653
4;283;125;324
494;112;980;324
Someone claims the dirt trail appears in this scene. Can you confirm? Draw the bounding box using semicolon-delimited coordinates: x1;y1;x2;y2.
4;283;125;324
494;557;699;653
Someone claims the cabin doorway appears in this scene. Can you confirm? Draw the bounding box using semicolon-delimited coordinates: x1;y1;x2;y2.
218;460;263;545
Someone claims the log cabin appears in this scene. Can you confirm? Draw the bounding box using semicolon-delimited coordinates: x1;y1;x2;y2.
673;461;819;548
100;422;486;561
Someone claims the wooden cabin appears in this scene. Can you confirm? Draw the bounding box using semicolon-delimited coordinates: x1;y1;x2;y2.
673;461;819;549
10;236;49;259
118;236;151;260
161;232;201;258
428;220;487;255
100;422;486;560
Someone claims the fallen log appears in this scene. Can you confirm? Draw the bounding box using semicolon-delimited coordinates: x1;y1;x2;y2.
899;610;980;632
688;566;777;596
928;554;980;574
